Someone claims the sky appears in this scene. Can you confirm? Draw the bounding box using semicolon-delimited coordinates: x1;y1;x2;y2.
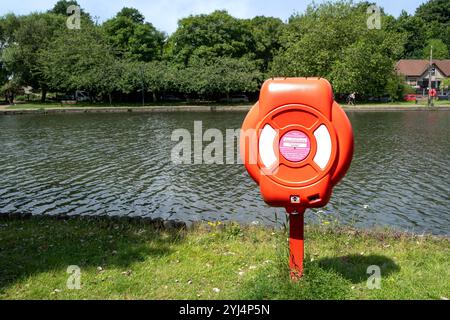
0;0;428;34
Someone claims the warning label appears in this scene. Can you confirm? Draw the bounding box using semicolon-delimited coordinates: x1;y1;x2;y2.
279;130;311;162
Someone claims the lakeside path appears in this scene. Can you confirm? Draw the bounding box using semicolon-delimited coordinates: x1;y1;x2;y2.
1;104;450;115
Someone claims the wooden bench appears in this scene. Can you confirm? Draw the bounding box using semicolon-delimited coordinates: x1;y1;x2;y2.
60;100;77;106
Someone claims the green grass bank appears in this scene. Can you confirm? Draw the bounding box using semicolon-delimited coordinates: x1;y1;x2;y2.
1;100;450;115
0;217;448;300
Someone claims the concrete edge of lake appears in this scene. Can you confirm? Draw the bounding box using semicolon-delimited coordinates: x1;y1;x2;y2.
1;104;450;115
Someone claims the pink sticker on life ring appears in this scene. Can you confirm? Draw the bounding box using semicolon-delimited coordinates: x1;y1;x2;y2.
279;130;311;162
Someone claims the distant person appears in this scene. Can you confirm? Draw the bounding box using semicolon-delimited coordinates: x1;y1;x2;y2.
6;91;14;105
347;92;356;106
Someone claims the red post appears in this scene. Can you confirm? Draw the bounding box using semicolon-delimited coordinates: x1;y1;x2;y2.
289;211;305;280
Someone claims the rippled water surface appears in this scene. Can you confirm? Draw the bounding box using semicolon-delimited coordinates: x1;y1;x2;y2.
0;111;449;234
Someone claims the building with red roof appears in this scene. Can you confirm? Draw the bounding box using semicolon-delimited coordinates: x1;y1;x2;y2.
395;59;450;94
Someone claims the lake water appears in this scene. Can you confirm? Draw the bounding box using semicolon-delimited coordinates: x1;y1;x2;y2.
0;111;449;235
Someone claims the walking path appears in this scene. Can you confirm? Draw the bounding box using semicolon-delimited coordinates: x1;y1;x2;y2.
1;104;450;115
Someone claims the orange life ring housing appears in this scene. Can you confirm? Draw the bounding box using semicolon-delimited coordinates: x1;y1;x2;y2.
240;77;354;213
429;88;437;97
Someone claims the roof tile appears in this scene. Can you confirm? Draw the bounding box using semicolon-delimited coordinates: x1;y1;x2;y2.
396;59;450;77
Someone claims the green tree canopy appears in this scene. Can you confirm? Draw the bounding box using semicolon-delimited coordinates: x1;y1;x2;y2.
179;57;262;97
1;13;66;101
39;25;120;101
422;39;449;59
115;7;145;24
415;0;450;49
2;0;448;103
271;1;368;76
389;11;428;58
49;0;91;20
246;16;284;72
415;0;450;24
0;14;20;90
270;1;405;97
330;34;403;98
165;10;255;65
0;14;20;49
102;7;165;62
118;60;179;100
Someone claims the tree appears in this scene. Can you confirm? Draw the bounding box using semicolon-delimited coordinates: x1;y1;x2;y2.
165;10;255;65
49;0;91;20
270;1;405;98
113;7;145;24
271;1;369;77
416;0;450;25
384;74;410;101
415;0;450;49
441;78;450;92
117;60;179;101
422;39;449;59
0;67;7;101
0;14;20;99
102;7;165;62
246;16;283;73
0;77;21;104
389;11;428;58
179;57;262;99
329;33;404;98
6;0;444;103
1;13;66;102
0;13;20;50
39;25;120;103
144;61;180;100
424;20;450;49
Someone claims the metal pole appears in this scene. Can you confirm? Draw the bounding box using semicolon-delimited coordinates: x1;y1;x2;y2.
289;210;305;280
428;45;433;107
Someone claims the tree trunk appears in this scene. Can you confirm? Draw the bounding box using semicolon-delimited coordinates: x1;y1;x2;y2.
41;88;47;103
108;93;112;105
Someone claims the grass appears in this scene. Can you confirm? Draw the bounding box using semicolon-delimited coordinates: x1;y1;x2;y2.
2;100;450;110
0;217;448;300
2;101;252;110
354;100;450;106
